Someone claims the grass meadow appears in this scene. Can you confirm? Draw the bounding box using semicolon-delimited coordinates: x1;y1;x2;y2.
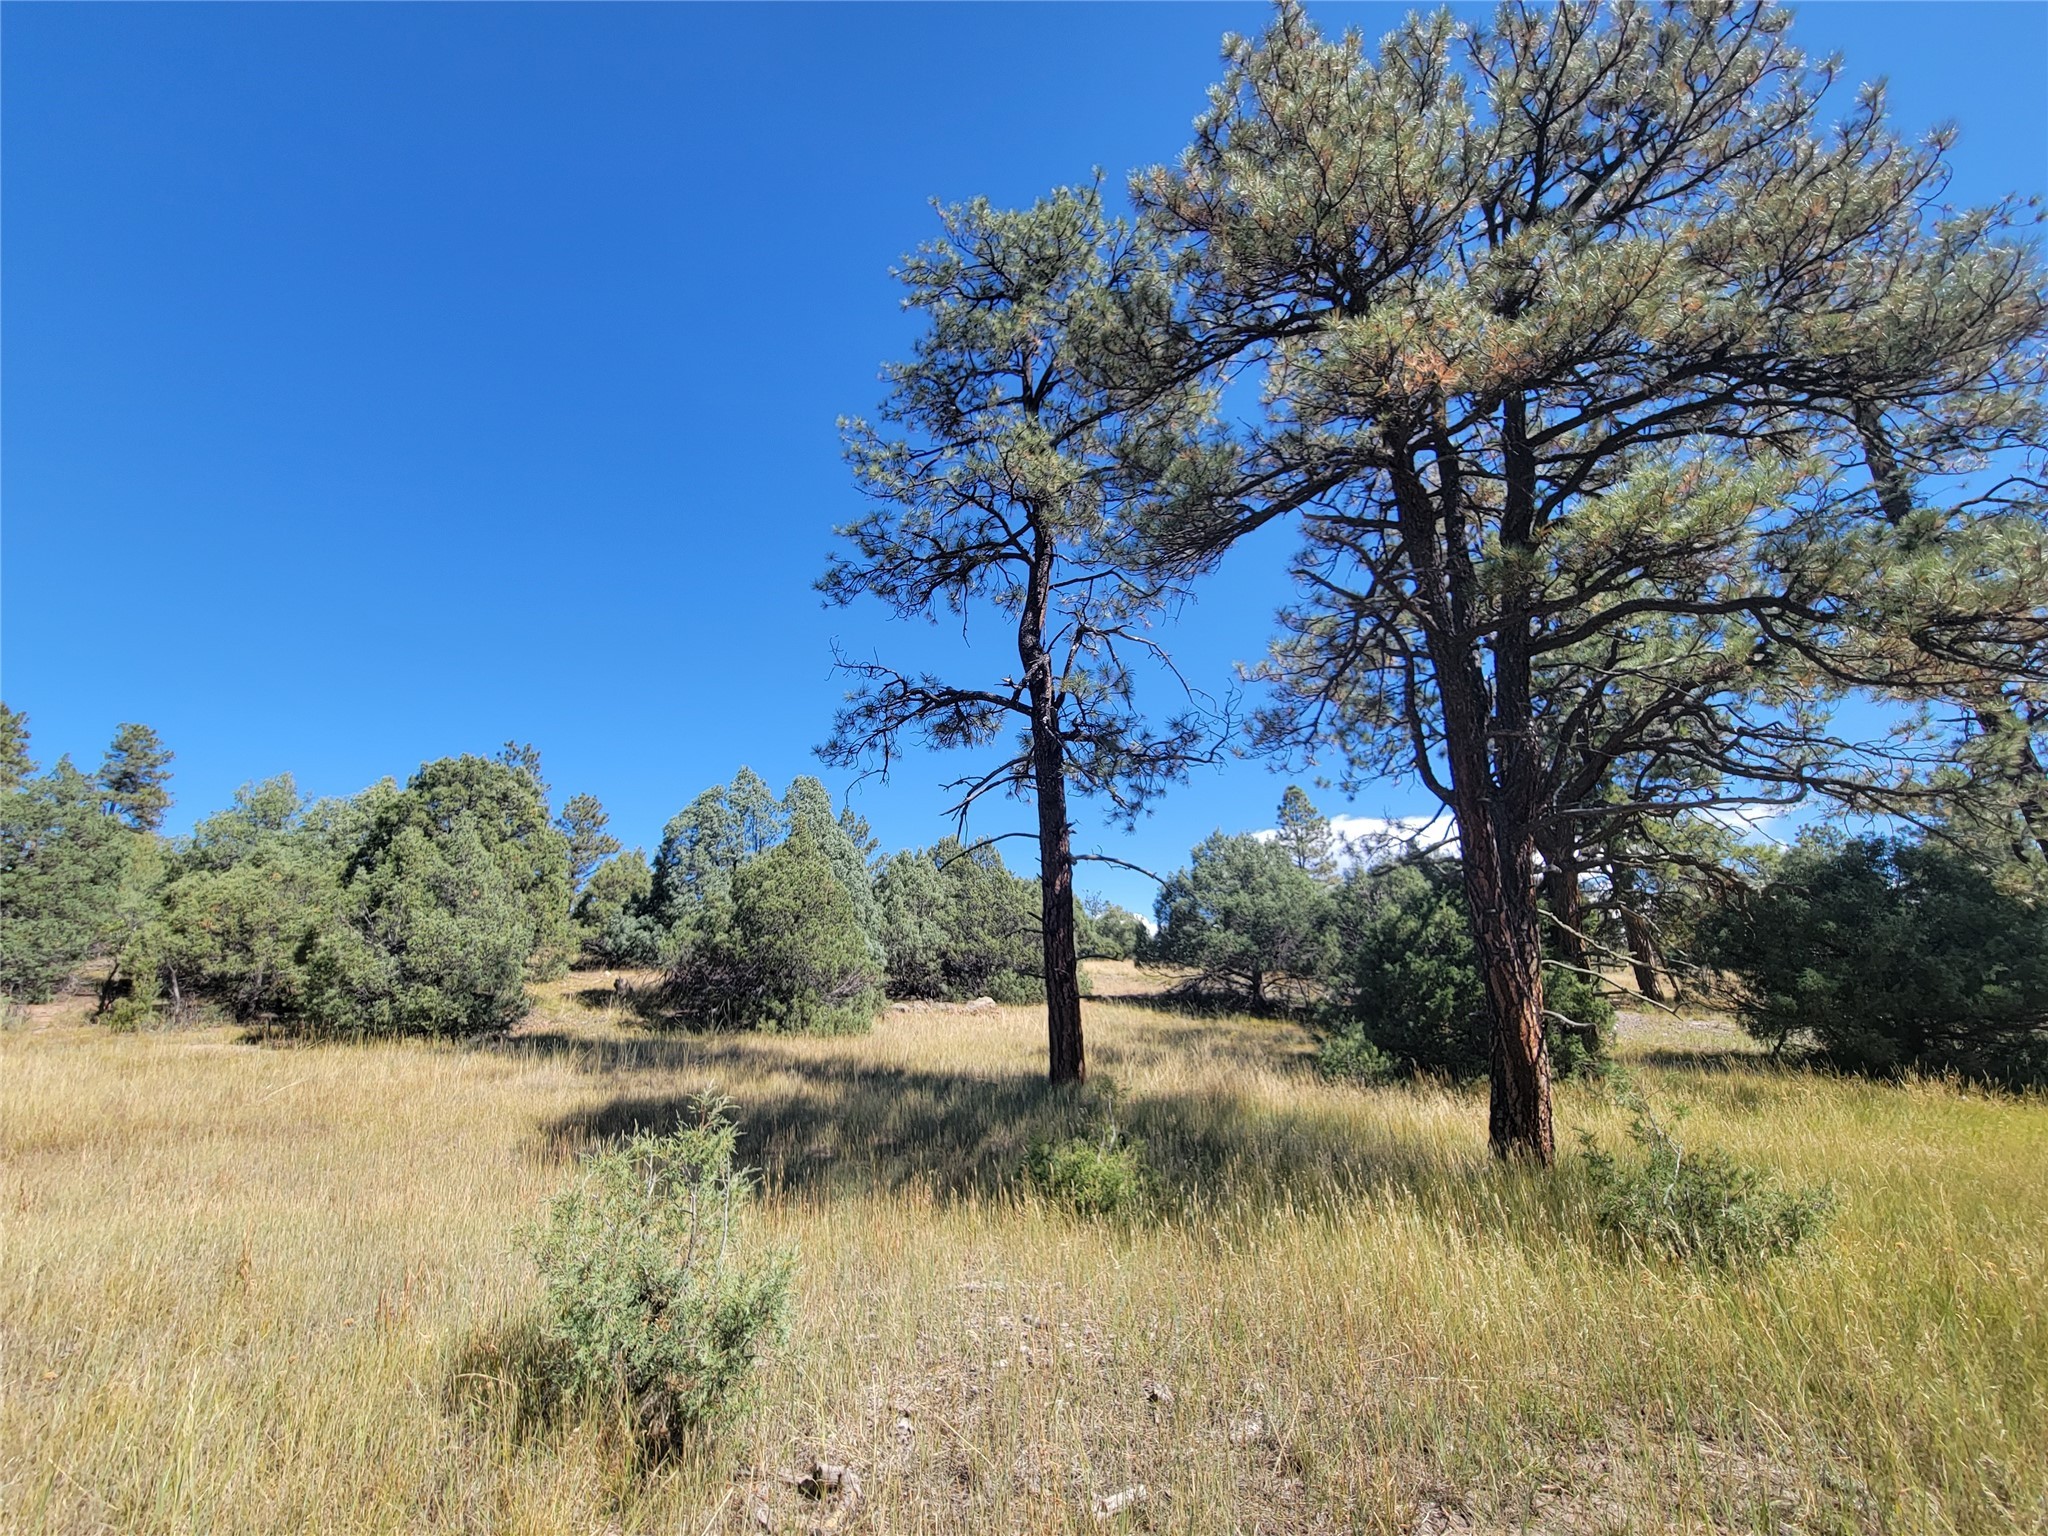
2;963;2043;1534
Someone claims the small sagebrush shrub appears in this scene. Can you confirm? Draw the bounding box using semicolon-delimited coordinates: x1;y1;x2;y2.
530;1096;791;1452
1024;1124;1149;1218
1582;1098;1833;1267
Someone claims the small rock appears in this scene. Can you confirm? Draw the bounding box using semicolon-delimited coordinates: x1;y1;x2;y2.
749;1496;774;1530
1228;1414;1265;1445
798;1460;850;1499
1145;1381;1173;1406
1092;1484;1150;1520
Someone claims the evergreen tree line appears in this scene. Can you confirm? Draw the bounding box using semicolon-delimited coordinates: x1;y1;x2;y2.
0;707;1146;1038
1145;786;2048;1089
4;702;2041;1082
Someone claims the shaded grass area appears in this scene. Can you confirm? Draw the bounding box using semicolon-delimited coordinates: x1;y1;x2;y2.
1;973;2043;1533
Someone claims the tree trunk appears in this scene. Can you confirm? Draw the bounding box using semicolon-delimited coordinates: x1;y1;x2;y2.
1394;394;1554;1163
1032;718;1085;1086
1459;807;1554;1163
1536;826;1586;970
1609;864;1669;1002
1019;511;1085;1088
1467;393;1553;1162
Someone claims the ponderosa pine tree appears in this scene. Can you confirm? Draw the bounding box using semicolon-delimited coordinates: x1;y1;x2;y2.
556;793;622;894
822;186;1237;1084
1275;786;1340;880
0;705;34;793
1134;0;2048;1159
98;723;174;833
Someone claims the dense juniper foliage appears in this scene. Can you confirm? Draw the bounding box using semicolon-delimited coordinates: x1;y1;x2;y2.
3;703;2040;1084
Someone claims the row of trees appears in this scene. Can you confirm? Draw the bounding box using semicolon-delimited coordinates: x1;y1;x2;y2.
826;0;2048;1160
1145;785;2047;1088
586;769;1144;1031
0;714;1152;1040
10;703;2038;1086
0;709;175;1004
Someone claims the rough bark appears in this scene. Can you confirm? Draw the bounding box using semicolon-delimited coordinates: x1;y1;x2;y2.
1021;518;1086;1087
1475;393;1557;1163
1462;804;1555;1163
1032;719;1085;1086
1609;863;1670;1002
1390;398;1557;1163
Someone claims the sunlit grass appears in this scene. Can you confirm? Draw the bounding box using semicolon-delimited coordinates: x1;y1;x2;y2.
3;965;2042;1533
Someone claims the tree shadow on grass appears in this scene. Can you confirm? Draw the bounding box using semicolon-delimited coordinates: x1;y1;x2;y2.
1625;1046;1782;1074
530;1035;1553;1236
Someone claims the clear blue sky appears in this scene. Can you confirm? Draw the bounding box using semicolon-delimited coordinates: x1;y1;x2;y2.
5;3;2044;911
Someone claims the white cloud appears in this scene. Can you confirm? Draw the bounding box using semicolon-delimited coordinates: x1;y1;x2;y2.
1255;810;1460;867
1696;803;1793;845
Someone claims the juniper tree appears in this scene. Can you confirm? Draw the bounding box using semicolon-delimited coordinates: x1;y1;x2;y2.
1151;830;1334;1008
306;754;575;1029
821;186;1237;1084
650;768;784;931
1137;0;2048;1159
782;776;883;956
0;756;128;1000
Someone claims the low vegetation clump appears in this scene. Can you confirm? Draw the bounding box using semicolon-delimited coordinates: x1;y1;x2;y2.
1313;1028;1398;1085
528;1095;792;1453
1022;1120;1150;1219
1318;860;1614;1081
1583;1091;1836;1267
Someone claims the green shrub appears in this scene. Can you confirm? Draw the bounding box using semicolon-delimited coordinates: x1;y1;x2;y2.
876;840;1045;1004
1023;1125;1149;1218
100;996;156;1033
530;1096;791;1453
1314;1030;1398;1084
1705;836;2048;1087
1322;860;1613;1080
1582;1100;1833;1266
664;828;883;1034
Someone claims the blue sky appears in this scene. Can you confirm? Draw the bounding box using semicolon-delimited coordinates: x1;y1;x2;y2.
5;2;2044;911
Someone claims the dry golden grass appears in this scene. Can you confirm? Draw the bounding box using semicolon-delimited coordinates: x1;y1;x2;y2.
3;967;2043;1534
